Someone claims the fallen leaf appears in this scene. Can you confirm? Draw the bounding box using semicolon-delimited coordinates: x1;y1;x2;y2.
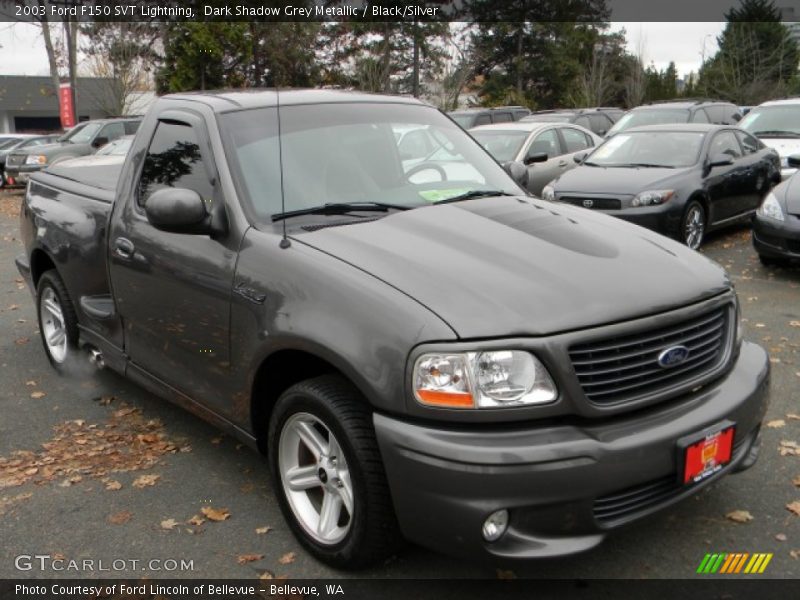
14;337;29;345
496;569;517;580
160;518;179;530
132;474;160;488
770;357;782;364
210;436;223;445
24;380;36;386
259;571;274;580
767;420;786;429
755;323;766;328
104;480;122;491
255;526;271;535
236;553;264;564
278;552;296;565
788;413;800;420
188;514;205;526
787;501;800;517
30;391;46;399
726;510;754;523
790;321;800;328
776;533;788;542
201;506;230;522
792;549;800;560
794;475;800;487
8;304;19;310
108;511;132;525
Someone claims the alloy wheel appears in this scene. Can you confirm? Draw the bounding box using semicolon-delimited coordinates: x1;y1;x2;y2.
39;287;68;363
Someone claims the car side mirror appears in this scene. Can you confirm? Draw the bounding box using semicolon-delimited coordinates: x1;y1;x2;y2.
502;161;530;189
708;154;734;168
144;188;212;235
92;136;109;148
573;152;588;164
787;154;800;169
523;152;548;166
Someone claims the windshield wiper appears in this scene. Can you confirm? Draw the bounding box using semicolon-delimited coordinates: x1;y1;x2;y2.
627;163;675;168
752;130;800;138
271;202;411;222
432;190;515;205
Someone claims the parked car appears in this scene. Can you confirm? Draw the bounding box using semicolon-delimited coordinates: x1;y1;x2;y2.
17;90;768;568
5;117;141;183
542;124;779;249
739;99;800;180
606;100;743;137
0;134;59;187
448;106;531;129
521;107;623;136
470;121;602;195
752;154;800;266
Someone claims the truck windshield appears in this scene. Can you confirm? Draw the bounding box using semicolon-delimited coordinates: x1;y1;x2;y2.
220;102;522;224
62;122;103;144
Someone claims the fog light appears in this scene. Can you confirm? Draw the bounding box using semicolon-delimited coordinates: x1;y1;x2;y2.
482;509;509;542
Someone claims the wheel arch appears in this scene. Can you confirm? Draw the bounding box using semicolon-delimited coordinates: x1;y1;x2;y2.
30;248;57;288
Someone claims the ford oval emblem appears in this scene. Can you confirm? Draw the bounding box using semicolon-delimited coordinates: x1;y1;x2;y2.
582;199;594;208
657;345;690;369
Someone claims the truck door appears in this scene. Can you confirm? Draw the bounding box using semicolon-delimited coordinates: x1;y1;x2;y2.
108;112;239;414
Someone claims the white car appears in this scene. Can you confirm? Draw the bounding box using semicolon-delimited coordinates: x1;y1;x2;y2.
739;99;800;180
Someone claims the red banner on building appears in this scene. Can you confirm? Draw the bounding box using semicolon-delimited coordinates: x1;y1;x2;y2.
58;82;75;129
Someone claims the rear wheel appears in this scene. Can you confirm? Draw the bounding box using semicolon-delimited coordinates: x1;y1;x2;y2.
681;200;706;250
268;375;402;569
36;270;79;371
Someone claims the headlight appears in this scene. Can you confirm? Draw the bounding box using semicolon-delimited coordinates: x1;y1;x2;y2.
631;189;674;207
541;185;555;201
25;155;47;165
757;192;784;221
413;350;557;409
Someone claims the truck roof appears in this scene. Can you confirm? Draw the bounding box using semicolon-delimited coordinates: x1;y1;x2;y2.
161;89;427;112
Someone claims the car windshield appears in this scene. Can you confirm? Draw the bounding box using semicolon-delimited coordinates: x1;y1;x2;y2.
448;114;475;129
62;122;103;144
585;131;705;168
470;130;530;162
607;108;691;136
739;105;800;136
220;102;521;224
96;137;133;156
523;114;572;123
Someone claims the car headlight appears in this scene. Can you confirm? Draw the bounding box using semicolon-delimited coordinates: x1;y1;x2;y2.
25;155;47;165
757;192;784;221
413;350;557;409
631;189;674;207
541;185;555;201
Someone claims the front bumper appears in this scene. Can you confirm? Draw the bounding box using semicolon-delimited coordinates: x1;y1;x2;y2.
555;197;683;240
375;341;769;561
5;164;43;179
752;212;800;261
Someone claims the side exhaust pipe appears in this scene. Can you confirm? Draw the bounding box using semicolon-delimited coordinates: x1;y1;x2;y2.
88;348;105;370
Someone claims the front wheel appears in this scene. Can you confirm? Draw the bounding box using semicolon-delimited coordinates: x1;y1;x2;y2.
268;375;402;569
36;270;79;371
681;200;706;250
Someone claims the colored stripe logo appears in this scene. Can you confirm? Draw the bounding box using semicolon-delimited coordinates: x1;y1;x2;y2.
696;553;773;574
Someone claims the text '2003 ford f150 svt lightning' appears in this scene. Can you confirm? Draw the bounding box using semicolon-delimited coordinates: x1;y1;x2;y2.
17;90;769;569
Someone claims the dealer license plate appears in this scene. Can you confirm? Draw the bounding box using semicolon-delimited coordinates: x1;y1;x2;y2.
678;422;735;485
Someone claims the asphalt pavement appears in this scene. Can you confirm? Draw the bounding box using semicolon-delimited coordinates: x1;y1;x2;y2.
0;189;798;581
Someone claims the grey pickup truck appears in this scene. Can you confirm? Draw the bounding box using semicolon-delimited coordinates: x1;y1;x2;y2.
17;90;769;569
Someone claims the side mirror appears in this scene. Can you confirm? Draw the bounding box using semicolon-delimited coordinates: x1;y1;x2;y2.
573;152;588;164
787;154;800;169
708;153;734;168
523;152;548;166
92;136;109;148
144;188;211;235
502;161;530;189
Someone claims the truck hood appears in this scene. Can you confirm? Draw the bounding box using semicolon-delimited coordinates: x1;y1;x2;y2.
553;164;692;195
295;197;730;338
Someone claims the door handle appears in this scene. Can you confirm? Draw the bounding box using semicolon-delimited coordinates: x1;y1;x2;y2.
558;160;568;167
114;237;135;259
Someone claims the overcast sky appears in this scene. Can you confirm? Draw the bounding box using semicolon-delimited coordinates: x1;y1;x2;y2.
0;21;726;81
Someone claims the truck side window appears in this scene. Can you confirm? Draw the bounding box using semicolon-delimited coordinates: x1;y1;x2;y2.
138;121;213;207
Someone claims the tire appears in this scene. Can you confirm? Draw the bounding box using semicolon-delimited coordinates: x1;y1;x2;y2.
268;375;402;569
0;171;5;189
758;254;787;268
36;270;79;371
681;200;706;250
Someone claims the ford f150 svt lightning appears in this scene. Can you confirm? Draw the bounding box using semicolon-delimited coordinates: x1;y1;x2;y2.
16;90;769;568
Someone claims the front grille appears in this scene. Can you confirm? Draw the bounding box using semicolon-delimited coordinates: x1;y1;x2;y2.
569;305;730;405
5;154;23;168
560;196;621;210
593;431;751;526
